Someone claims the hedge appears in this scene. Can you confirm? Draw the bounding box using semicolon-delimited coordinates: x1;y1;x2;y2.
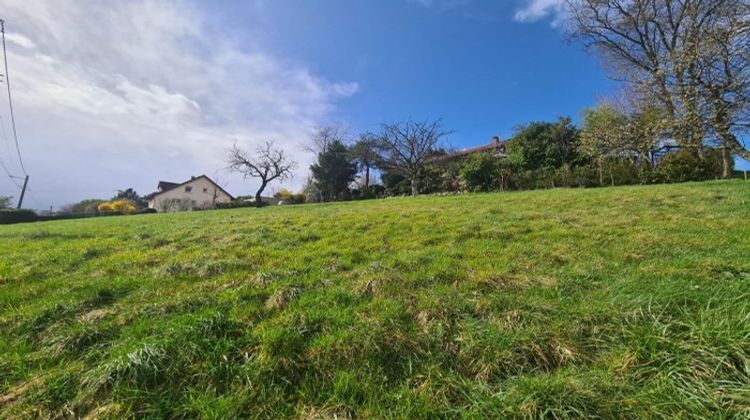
0;209;38;225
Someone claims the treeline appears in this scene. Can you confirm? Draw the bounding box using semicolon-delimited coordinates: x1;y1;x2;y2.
294;107;731;203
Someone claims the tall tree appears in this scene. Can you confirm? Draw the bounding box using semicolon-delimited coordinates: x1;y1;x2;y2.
349;133;380;189
227;141;297;206
0;195;12;209
377;119;451;196
568;0;750;175
507;117;582;171
310;140;357;201
113;188;146;208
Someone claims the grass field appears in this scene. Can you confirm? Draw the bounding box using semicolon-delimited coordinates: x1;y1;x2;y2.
1;181;749;418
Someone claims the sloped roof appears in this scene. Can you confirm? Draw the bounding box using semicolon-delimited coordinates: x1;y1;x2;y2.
149;175;234;200
157;181;180;192
430;138;506;162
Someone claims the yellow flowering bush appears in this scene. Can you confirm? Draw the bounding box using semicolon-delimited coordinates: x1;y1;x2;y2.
97;199;136;215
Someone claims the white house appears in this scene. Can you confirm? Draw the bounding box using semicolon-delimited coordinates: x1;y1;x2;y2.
146;175;233;212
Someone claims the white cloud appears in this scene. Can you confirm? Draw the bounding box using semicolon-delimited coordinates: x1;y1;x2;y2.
5;33;36;49
514;0;568;25
0;0;358;209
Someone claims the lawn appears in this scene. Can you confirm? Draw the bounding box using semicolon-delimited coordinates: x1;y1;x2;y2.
1;181;749;418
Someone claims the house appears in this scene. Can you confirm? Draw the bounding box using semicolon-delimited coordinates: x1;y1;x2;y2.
430;136;507;163
146;175;234;212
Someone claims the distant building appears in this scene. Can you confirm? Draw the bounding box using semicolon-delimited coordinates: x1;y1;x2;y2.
146;175;233;212
431;136;507;163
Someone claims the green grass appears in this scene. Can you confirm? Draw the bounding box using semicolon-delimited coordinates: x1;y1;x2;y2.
1;181;750;418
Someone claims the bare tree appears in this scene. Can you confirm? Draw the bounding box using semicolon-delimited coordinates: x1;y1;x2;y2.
305;125;351;155
567;0;750;176
377;119;451;196
226;141;297;207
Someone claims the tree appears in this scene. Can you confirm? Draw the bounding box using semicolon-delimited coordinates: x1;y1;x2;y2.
310;140;357;201
114;188;146;208
0;195;12;209
61;198;106;214
568;0;750;175
306;125;350;155
349;133;380;189
377;118;451;196
581;103;639;186
506;117;582;171
227;141;297;207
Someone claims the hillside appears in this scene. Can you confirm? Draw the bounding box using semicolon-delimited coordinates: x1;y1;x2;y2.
1;181;749;418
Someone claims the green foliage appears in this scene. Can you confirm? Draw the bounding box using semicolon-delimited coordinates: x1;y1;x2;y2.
2;182;750;417
348;135;380;188
506;117;582;171
310;140;357;201
0;208;37;225
113;188;147;208
216;199;268;209
381;166;443;196
65;199;106;215
274;189;306;204
460;153;501;192
0;195;13;209
656;149;727;183
580;103;630;158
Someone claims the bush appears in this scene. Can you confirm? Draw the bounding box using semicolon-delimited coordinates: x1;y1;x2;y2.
656;149;725;183
216;199;269;209
274;189;306;204
98;199;136;215
63;198;106;215
460;153;501;192
0;209;37;225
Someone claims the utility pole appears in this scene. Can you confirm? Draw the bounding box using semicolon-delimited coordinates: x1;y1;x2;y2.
16;174;27;209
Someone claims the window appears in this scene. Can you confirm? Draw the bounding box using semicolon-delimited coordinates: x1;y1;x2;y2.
185;186;192;192
203;188;208;193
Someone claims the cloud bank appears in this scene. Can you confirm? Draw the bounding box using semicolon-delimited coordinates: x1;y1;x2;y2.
0;0;357;209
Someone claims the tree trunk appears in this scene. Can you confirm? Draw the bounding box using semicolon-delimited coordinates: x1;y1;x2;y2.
410;178;418;197
721;145;731;179
255;181;267;207
364;165;370;189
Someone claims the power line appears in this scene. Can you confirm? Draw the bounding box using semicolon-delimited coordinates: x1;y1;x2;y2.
0;115;14;167
0;115;21;188
0;19;27;176
0;157;21;188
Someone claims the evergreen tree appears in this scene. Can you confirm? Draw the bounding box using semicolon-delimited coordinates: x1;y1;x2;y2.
310;140;357;201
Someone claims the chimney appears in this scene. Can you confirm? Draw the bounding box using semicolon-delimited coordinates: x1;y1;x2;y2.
491;136;501;144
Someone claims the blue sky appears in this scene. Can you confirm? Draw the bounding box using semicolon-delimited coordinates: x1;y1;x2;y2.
0;0;745;209
201;0;616;145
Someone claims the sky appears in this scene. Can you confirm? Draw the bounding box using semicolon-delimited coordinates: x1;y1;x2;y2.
0;0;745;210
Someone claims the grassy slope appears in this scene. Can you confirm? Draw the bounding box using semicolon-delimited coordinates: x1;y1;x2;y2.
1;181;749;418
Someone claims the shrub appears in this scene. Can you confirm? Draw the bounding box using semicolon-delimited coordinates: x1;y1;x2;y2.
98;199;136;215
656;149;725;183
64;198;107;215
274;189;306;204
0;209;37;225
460;153;501;192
